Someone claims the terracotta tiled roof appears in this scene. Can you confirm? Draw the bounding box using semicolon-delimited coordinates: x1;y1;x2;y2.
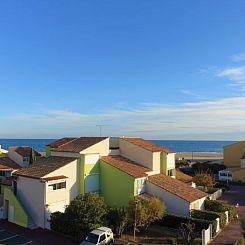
50;137;108;153
101;155;149;178
9;146;41;157
47;138;77;148
0;157;21;170
176;170;193;184
147;174;207;203
122;138;173;153
13;156;76;179
41;175;68;182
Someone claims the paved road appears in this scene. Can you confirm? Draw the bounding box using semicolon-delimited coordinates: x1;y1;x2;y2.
210;185;245;245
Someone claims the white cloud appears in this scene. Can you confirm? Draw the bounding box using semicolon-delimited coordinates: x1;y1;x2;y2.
181;89;207;99
216;66;245;91
2;96;245;140
230;52;245;62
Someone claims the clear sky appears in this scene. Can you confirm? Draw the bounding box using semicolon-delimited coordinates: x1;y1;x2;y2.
0;1;245;140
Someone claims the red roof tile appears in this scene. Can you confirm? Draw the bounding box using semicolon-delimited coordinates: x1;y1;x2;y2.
0;157;21;170
148;174;207;203
47;138;77;148
41;175;68;182
122;138;173;153
9;146;41;157
176;170;193;183
50;137;108;153
13;156;76;179
101;155;149;178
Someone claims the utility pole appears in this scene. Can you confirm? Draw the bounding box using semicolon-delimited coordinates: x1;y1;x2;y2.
133;200;139;242
96;125;106;137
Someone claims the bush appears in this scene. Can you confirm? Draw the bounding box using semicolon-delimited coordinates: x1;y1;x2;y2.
214;182;230;192
107;207;128;237
190;209;226;229
128;196;165;231
51;193;108;241
157;213;217;236
204;199;235;222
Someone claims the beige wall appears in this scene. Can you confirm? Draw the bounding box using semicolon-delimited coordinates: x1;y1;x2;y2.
233;168;245;182
190;197;206;211
119;138;155;170
146;181;190;216
17;177;45;227
224;141;245;167
81;138;109;156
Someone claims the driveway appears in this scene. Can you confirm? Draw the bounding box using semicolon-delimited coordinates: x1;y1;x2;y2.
210;185;245;245
0;220;77;245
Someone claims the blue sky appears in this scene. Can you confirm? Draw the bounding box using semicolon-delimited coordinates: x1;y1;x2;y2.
1;1;245;139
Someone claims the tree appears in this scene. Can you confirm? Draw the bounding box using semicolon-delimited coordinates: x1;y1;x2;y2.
128;196;165;231
178;222;197;245
107;207;128;237
192;172;215;189
51;193;108;241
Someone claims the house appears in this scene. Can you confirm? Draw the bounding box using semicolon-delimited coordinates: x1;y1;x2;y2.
219;141;245;182
8;146;41;167
2;136;207;229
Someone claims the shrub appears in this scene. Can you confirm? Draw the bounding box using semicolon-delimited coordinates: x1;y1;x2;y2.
204;199;235;221
214;182;230;192
157;213;217;236
51;193;108;241
128;196;165;231
190;209;226;229
107;207;128;237
193;172;215;188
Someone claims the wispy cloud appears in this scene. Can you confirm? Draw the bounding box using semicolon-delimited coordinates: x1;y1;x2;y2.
216;66;245;91
2;96;245;140
230;52;245;62
181;89;207;99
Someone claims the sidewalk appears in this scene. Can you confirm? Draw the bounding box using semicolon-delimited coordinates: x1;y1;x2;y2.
210;185;245;245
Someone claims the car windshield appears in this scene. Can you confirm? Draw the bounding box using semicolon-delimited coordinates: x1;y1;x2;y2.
85;233;99;244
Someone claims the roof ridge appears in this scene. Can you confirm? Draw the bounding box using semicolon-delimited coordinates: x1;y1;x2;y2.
53;137;79;149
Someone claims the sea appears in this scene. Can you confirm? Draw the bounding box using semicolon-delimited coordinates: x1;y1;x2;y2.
0;139;237;153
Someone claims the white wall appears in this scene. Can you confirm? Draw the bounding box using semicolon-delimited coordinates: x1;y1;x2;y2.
81;138;110;156
190;197;206;210
167;153;176;170
17;177;45;227
44;159;79;203
146;182;190;216
119;139;154;170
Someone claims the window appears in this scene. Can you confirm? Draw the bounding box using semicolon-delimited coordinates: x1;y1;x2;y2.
48;181;66;190
168;169;176;177
99;234;106;243
0;171;6;177
23;157;29;162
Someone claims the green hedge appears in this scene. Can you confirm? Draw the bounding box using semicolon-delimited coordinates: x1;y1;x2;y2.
204;199;235;221
157;213;217;236
190;209;226;229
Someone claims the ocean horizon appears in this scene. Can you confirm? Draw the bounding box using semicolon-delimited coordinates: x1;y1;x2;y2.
0;139;236;153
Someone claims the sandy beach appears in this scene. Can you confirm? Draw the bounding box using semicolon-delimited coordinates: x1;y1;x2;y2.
176;152;223;161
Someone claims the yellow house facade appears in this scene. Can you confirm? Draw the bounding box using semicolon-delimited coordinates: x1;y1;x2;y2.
219;141;245;182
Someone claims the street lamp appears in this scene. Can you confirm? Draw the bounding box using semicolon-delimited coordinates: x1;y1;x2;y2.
133;200;139;242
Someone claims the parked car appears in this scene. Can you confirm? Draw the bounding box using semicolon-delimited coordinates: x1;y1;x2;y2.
80;227;114;245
